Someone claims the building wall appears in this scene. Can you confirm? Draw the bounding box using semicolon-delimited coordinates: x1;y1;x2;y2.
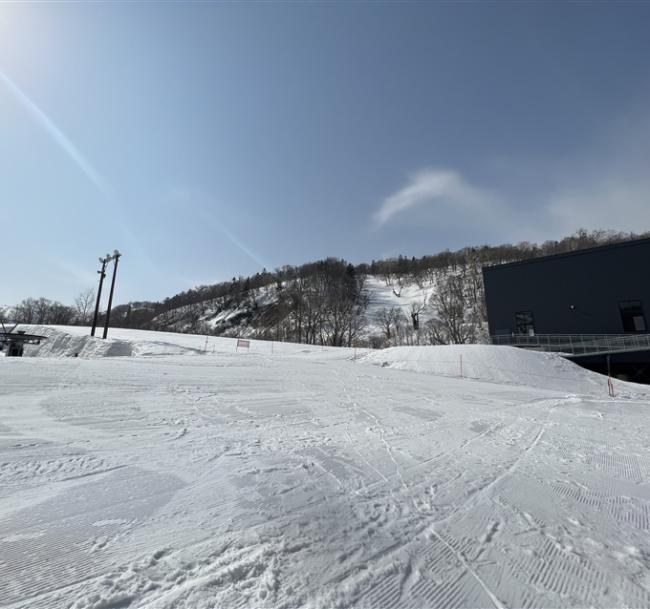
482;238;650;336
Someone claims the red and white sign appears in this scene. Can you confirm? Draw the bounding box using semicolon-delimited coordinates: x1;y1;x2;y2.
236;338;250;351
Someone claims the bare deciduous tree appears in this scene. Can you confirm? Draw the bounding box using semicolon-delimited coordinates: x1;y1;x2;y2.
409;298;427;331
49;302;75;325
376;306;402;345
13;298;37;324
74;288;96;325
12;297;75;326
428;270;480;344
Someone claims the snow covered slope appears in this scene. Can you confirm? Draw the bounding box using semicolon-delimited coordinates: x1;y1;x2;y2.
2;327;650;608
362;344;627;394
363;274;437;329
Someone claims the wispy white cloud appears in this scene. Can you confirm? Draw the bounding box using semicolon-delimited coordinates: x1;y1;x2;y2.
541;112;650;238
546;178;650;238
373;168;515;242
373;169;481;226
375;106;650;244
0;69;112;199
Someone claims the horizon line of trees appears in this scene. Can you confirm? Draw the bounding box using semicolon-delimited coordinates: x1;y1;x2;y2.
4;229;648;346
1;288;97;328
147;228;648;318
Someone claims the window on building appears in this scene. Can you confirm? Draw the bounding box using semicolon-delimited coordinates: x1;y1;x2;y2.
515;311;535;335
619;301;647;332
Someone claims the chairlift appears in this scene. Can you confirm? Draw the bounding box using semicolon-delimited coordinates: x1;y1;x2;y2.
0;321;47;357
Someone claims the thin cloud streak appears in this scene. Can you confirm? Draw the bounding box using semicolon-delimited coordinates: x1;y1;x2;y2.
0;69;165;280
0;69;112;199
50;258;98;288
168;187;271;271
215;220;269;271
196;207;270;271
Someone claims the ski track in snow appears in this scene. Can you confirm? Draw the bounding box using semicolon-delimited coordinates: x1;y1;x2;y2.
1;327;650;608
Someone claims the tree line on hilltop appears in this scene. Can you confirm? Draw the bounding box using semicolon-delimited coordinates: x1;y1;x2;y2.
3;229;647;347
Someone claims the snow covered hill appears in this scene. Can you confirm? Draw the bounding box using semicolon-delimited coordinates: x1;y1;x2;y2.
362;344;621;394
141;270;484;348
2;327;650;608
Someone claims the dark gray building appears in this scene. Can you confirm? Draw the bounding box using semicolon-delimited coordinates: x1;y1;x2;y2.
483;238;650;337
482;238;650;382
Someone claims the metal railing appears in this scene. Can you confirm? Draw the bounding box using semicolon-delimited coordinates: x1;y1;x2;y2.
490;333;650;357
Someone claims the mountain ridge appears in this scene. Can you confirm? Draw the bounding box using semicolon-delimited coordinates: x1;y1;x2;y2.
4;229;648;348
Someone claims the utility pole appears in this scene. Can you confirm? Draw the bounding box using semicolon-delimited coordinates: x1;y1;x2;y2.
91;255;111;337
103;250;122;339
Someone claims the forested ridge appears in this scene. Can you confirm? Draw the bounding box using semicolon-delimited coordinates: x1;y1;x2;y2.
4;229;647;347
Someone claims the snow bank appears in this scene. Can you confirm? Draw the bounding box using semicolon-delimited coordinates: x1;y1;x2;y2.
17;325;357;360
19;326;134;358
361;343;642;395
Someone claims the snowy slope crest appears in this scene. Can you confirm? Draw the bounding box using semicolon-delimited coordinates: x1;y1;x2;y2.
362;344;646;396
15;325;357;360
13;325;646;399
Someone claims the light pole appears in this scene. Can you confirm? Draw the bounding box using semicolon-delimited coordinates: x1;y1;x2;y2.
103;250;122;339
91;254;111;337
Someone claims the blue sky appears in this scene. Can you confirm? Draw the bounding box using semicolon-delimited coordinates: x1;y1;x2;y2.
2;2;650;305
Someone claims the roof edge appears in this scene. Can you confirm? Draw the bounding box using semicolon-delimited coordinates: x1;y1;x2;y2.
482;236;650;272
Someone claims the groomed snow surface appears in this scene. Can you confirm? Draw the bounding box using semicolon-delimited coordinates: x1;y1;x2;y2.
2;327;650;609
